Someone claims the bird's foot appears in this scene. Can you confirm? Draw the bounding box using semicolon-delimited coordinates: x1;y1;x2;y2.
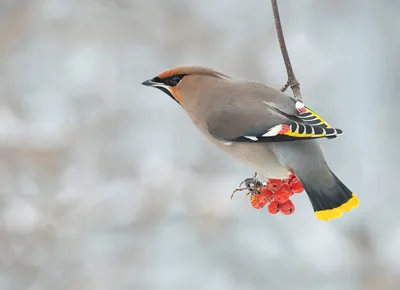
230;172;263;199
244;176;263;195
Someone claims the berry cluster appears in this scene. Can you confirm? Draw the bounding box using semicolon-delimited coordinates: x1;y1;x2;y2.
249;174;304;216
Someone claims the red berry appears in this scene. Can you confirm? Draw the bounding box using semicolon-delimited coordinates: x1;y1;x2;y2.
280;200;295;215
289;173;296;181
290;178;304;194
261;187;274;199
250;194;268;209
268;201;280;214
274;183;291;204
267;178;283;191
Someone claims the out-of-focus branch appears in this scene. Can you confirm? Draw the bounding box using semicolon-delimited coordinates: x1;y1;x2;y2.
271;0;303;102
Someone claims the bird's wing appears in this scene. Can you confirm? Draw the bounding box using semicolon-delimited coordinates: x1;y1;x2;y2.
206;96;342;143
264;97;334;130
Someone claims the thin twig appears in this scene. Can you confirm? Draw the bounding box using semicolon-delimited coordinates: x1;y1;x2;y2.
280;81;290;93
271;0;303;102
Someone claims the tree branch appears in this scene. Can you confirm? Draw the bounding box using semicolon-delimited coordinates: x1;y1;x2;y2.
271;0;303;102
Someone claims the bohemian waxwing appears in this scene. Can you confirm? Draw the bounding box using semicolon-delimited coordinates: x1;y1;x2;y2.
142;66;359;221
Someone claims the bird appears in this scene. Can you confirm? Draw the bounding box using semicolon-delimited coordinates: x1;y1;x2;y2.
141;66;359;221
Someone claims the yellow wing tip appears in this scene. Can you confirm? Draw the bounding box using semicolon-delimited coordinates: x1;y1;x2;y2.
315;194;359;221
305;107;332;128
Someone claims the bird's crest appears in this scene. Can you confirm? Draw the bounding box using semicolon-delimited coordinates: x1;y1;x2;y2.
157;66;231;80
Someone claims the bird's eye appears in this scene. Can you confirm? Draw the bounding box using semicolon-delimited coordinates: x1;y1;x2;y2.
166;75;184;86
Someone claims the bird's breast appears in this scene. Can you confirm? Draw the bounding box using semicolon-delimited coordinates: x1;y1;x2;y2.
212;139;291;180
182;106;290;180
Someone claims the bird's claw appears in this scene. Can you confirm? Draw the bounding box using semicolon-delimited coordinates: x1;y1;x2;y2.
230;172;263;199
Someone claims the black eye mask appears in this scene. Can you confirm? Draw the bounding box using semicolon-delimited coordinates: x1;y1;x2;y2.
152;74;186;87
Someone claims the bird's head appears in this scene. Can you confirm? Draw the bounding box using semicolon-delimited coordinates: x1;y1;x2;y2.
141;66;230;105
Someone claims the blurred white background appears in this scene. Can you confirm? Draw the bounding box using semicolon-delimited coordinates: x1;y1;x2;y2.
0;0;399;289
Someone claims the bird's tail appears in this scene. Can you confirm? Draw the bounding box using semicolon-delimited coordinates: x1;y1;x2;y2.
295;169;359;221
268;140;359;221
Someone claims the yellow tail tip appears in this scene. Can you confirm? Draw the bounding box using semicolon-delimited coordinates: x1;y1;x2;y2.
314;193;359;221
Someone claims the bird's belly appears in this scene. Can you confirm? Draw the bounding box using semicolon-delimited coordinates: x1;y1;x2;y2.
215;141;290;180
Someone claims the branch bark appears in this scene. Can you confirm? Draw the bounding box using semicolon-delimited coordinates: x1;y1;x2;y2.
271;0;303;102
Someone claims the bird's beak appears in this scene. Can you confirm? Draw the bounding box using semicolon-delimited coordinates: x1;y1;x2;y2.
141;77;180;105
141;79;155;87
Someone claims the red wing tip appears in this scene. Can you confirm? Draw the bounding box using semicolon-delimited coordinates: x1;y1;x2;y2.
297;108;307;114
278;124;291;134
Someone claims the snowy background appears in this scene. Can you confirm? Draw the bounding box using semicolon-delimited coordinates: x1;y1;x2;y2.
0;0;399;289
